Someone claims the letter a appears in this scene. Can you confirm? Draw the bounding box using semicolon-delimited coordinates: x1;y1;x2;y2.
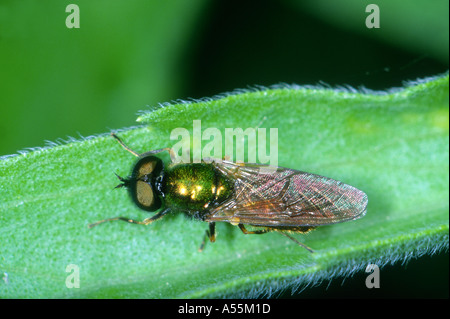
365;264;380;288
66;4;80;29
65;264;80;288
365;4;380;29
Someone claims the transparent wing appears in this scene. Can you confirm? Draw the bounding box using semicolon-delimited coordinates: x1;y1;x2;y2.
205;161;368;227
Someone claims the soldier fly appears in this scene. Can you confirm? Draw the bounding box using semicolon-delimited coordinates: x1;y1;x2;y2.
89;133;368;253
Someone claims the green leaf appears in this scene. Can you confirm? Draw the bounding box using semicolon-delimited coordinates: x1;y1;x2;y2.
0;74;448;298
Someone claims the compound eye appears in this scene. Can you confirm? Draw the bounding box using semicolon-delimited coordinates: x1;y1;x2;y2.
133;156;163;179
132;180;161;211
130;156;163;211
136;180;155;208
138;161;156;177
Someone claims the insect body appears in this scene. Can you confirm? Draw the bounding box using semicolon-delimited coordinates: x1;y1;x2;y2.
89;133;368;252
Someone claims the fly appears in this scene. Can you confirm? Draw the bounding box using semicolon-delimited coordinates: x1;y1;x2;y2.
89;133;368;253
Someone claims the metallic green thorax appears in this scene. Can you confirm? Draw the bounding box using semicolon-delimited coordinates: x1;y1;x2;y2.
162;163;234;213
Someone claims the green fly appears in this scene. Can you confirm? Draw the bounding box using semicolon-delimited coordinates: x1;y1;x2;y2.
89;133;368;252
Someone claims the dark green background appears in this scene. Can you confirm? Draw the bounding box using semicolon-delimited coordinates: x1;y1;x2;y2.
0;0;448;298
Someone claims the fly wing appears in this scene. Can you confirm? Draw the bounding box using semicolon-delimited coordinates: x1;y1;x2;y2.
206;161;368;227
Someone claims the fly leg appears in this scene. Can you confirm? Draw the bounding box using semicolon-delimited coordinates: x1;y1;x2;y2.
238;224;269;235
111;132;176;161
279;232;314;253
198;222;216;252
239;224;314;253
88;208;170;228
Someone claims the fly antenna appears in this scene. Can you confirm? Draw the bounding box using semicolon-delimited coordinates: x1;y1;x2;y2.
113;172;130;189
